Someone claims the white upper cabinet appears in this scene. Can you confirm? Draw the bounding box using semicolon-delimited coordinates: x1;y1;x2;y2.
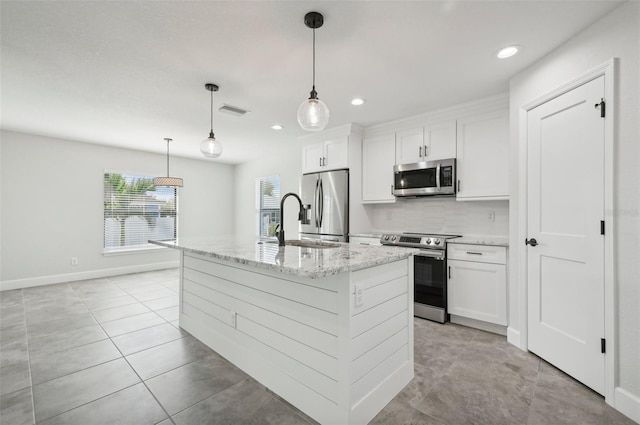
425;120;457;160
395;128;424;164
456;109;509;200
302;136;349;173
395;121;456;165
362;133;396;203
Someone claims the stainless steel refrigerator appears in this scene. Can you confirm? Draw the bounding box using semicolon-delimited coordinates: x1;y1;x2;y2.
299;169;349;242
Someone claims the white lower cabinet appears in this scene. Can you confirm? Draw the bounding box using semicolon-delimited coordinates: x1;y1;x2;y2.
447;244;507;326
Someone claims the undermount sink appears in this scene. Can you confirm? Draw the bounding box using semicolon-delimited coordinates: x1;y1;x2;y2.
263;240;342;249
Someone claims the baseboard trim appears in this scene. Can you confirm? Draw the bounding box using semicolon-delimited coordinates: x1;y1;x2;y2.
0;261;179;291
450;315;507;336
615;386;640;424
507;326;523;349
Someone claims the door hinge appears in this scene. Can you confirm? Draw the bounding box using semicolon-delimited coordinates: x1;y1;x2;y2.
595;98;605;118
601;220;605;235
601;338;606;353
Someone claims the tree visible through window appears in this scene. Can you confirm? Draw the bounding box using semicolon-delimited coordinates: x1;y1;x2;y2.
104;173;177;251
257;176;280;237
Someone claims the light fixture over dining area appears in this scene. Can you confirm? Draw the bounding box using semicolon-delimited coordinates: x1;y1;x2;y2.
153;138;183;187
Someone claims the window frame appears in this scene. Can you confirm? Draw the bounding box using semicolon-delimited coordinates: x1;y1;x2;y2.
256;175;281;238
103;170;178;254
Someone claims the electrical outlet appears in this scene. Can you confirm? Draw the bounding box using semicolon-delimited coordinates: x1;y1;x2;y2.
71;257;78;266
354;285;365;307
229;311;237;328
488;211;495;222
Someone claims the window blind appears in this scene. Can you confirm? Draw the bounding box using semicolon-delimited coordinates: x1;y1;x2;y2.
257;176;280;237
104;173;177;252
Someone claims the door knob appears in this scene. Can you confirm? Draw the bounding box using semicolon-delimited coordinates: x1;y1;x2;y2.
525;238;538;247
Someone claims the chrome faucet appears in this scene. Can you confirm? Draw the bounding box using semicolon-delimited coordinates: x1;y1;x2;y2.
276;193;310;246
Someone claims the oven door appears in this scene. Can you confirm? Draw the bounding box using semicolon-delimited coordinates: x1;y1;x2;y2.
413;249;448;323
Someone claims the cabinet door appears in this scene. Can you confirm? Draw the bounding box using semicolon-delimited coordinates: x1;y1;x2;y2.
425;120;456;160
302;143;324;173
456;110;509;200
324;136;349;170
447;259;507;325
362;133;396;203
395;128;424;164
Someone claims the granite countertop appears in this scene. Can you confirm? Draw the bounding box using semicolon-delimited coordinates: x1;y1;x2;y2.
150;237;418;279
448;237;509;247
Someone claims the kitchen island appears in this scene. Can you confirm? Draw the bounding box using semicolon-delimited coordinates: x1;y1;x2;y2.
151;237;416;425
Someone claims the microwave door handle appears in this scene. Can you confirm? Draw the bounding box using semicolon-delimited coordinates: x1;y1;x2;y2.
436;163;441;191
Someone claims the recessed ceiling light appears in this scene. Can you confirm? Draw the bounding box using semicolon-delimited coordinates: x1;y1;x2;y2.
351;98;366;106
497;45;520;59
271;124;283;130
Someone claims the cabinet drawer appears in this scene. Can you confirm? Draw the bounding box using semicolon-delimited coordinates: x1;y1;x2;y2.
447;244;506;264
350;236;382;246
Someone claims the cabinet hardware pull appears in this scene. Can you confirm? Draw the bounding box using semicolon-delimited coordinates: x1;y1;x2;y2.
390;184;394;195
466;251;483;255
457;179;461;192
424;146;428;157
419;146;422;157
448;266;451;279
319;157;322;167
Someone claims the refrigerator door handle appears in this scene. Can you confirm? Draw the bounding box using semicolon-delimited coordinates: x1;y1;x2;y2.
314;178;320;228
319;178;324;228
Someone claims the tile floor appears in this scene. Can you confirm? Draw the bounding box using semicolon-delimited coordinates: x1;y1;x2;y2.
0;269;635;425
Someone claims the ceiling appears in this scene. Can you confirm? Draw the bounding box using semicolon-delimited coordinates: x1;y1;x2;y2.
0;1;623;164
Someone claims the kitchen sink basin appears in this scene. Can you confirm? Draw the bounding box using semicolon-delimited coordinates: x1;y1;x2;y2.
262;240;342;249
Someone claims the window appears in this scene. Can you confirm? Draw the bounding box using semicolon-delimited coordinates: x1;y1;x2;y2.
256;176;280;237
103;172;177;252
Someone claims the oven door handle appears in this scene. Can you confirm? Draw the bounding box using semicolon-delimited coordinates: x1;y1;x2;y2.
414;250;445;259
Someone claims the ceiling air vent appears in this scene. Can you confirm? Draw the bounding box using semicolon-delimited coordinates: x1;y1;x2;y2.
218;104;250;117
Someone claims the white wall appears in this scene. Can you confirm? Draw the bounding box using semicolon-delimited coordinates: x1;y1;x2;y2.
0;130;235;288
234;142;302;240
508;1;639;416
366;199;508;237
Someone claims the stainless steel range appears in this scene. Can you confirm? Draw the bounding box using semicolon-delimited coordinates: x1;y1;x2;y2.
380;232;460;323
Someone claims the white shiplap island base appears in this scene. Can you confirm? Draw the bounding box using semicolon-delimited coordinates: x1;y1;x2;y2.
151;237;416;425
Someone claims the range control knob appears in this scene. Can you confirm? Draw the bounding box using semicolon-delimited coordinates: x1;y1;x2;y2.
391;235;397;242
434;239;441;245
425;238;431;244
384;235;390;241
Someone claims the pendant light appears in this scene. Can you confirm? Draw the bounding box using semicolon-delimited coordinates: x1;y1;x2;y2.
297;11;329;132
200;83;223;158
153;138;183;187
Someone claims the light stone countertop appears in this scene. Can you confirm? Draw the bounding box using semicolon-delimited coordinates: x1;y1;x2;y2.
448;236;509;247
151;237;418;279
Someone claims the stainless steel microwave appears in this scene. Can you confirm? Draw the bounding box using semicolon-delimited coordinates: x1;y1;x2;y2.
393;158;456;197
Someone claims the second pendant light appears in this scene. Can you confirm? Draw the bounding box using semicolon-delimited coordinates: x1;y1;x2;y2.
200;83;223;158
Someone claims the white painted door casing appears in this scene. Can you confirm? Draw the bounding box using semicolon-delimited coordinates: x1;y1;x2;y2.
526;75;606;395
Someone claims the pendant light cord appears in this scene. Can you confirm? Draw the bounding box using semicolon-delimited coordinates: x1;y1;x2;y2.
312;28;316;90
210;89;214;133
166;139;170;177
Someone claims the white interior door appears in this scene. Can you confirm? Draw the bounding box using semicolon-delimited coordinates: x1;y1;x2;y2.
526;75;605;395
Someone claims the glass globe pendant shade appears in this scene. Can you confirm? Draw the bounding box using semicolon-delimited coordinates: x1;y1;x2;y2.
297;95;329;132
200;132;223;158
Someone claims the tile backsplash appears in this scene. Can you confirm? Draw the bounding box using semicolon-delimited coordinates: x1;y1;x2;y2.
368;198;509;236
